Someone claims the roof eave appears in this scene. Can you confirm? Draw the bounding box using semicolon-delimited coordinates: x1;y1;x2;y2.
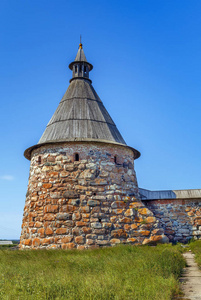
69;61;93;71
24;139;140;161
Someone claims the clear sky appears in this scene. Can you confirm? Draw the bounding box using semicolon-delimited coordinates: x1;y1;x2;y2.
0;0;201;239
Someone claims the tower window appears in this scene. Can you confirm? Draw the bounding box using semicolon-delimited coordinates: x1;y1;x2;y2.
84;66;86;73
114;156;117;164
74;153;79;161
75;66;77;73
38;156;41;165
79;65;82;73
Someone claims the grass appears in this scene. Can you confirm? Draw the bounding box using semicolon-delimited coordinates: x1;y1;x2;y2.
189;240;201;268
0;244;185;300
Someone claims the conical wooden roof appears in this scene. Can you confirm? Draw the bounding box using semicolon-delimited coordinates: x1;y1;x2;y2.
24;44;140;160
38;79;126;145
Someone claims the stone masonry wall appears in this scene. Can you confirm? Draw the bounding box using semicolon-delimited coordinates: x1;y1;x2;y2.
144;199;201;243
20;142;167;249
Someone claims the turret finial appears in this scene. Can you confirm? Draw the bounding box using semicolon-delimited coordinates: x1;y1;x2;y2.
79;35;82;49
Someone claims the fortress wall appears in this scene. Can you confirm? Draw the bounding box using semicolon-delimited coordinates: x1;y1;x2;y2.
20;142;167;249
144;198;201;243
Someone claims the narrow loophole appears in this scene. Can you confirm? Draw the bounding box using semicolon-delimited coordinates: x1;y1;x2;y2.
74;153;79;161
38;156;41;164
114;156;117;164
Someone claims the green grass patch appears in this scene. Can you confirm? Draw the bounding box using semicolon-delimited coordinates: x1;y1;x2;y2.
0;244;185;300
189;240;201;268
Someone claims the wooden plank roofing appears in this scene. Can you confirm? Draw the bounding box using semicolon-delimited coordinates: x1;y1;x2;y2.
24;45;140;160
39;79;126;145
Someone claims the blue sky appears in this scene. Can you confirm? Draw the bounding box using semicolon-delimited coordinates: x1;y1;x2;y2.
0;0;201;239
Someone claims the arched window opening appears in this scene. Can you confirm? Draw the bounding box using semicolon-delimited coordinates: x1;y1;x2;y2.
79;65;82;73
84;66;87;73
74;153;79;161
38;156;41;165
75;66;77;73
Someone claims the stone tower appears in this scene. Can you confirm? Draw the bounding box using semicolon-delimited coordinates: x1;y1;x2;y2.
20;43;167;249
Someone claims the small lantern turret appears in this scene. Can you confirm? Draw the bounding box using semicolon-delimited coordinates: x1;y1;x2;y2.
69;41;93;83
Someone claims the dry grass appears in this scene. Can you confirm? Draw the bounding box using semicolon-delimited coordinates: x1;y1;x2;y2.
0;244;185;300
189;240;201;268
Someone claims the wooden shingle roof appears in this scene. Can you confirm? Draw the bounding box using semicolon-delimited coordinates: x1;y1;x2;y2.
24;45;140;160
38;78;126;145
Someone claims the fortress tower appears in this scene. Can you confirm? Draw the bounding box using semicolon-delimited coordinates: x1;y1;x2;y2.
20;43;167;249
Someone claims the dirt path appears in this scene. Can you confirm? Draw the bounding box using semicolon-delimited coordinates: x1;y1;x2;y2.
178;251;201;300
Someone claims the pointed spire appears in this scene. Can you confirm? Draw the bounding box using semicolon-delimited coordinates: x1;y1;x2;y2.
79;35;83;49
69;41;93;82
74;37;87;63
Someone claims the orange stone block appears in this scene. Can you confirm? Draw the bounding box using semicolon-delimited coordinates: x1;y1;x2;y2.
124;209;134;216
43;183;52;189
23;239;32;246
86;239;95;245
195;219;201;225
82;227;92;234
76;221;87;227
111;229;128;238
110;216;117;223
77;245;85;250
124;224;131;231
44;205;59;213
72;212;81;221
138;208;149;215
33;238;41;247
49;171;59;178
56;228;67;235
61;205;76;213
82;218;90;223
75;236;84;244
62;243;76;249
140;230;150;236
44;214;55;221
146;217;156;223
127;238;137;243
35;221;43;228
41;238;54;245
131;224;138;230
112;209;123;215
134;216;143;223
152;229;164;235
120;217;132;223
45;227;53;235
38;228;45;237
187;211;195;217
61;236;73;243
111;201;126;209
110;238;120;244
129;202;143;209
150;235;163;242
80;206;90;213
54;237;60;243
